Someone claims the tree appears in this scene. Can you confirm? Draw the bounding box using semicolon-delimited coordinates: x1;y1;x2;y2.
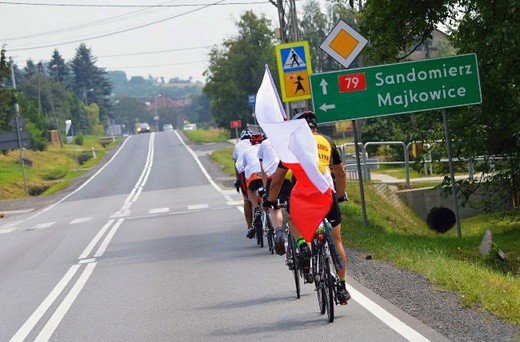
360;0;520;209
112;96;146;132
203;11;277;128
47;49;70;86
299;0;330;73
70;44;113;126
0;48;14;131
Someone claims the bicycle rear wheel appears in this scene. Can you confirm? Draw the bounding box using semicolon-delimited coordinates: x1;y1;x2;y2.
256;219;263;247
323;253;335;322
314;242;326;315
264;213;274;254
287;233;300;299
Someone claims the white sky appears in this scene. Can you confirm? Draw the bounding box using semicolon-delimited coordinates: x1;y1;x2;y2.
0;0;281;83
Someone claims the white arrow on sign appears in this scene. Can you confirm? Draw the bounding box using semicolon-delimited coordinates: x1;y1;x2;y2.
319;103;336;112
320;79;329;95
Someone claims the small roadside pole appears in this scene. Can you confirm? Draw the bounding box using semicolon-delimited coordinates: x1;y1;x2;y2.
230;120;241;142
442;109;463;238
10;57;28;196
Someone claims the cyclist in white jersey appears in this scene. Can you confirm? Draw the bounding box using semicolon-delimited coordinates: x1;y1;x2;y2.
233;129;253;236
258;138;293;255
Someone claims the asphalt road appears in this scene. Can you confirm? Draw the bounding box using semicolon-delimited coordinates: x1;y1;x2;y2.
0;131;451;341
0;131;518;341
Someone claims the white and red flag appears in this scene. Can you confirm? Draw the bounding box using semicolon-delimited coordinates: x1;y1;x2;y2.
255;66;333;242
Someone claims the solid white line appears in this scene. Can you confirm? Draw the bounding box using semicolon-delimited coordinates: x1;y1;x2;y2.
348;285;430;342
33;222;55;229
0;228;17;234
94;218;124;258
9;265;80;342
174;130;223;192
28;136;132;219
78;219;115;260
35;262;98;342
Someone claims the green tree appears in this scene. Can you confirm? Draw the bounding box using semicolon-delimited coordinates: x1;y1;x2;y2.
0;48;14;131
47;49;71;86
203;11;277;128
299;0;331;73
360;0;520;208
112;96;146;132
70;44;113;126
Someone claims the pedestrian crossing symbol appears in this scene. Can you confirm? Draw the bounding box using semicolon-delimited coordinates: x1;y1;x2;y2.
282;48;306;72
276;41;313;102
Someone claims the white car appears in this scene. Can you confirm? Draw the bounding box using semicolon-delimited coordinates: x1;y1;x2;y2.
163;124;174;132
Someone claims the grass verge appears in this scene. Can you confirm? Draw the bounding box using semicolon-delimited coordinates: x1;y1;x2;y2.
183;128;230;143
0;136;120;199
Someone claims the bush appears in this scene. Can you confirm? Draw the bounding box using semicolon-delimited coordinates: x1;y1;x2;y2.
74;132;84;145
26;122;48;151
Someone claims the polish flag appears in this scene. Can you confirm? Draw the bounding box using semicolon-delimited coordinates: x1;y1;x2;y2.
255;66;333;242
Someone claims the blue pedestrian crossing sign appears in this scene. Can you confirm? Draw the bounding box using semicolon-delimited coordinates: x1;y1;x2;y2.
276;41;313;102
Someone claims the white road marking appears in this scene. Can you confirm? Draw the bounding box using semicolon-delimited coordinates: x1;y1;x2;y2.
70;217;92;224
236;206;244;214
0;228;17;234
94;218;124;258
35;262;98;342
32;222;55;229
78;219;115;260
9;265;80;342
226;200;243;206
78;258;96;264
348;285;430;341
187;204;208;210
149;208;170;214
2;220;23;228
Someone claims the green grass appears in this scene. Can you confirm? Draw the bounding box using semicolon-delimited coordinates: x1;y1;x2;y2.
183;128;231;143
209;146;236;176
206;144;520;325
0;136;120;199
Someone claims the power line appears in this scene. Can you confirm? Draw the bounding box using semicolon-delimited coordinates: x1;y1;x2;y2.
0;1;268;7
105;60;208;69
9;0;228;52
97;46;214;58
2;0;178;41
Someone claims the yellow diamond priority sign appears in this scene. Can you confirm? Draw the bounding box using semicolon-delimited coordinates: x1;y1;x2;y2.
320;20;368;69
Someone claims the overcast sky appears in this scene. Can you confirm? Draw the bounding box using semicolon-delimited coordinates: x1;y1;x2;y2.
0;0;281;83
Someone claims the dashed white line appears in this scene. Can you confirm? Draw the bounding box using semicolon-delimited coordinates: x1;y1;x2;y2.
187;204;209;210
149;208;170;214
32;222;55;229
70;217;92;224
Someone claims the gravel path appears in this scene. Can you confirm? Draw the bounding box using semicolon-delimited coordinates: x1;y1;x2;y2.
1;134;518;341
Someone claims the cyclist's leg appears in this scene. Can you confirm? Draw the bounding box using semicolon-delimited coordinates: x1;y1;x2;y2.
266;179;285;255
327;194;350;304
248;178;264;232
240;172;253;231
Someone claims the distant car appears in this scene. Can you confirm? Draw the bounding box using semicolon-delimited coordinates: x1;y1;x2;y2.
136;123;151;134
163;124;174;132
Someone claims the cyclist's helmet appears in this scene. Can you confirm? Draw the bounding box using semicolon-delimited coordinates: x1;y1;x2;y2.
240;129;253;140
250;132;264;145
292;110;317;128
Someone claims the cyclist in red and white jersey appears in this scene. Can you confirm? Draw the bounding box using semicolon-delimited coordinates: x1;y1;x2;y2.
233;129;253;236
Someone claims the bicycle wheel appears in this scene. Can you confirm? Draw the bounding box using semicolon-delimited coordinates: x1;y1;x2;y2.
287;233;300;299
323;251;335;323
315;243;326;315
255;217;263;247
264;213;274;254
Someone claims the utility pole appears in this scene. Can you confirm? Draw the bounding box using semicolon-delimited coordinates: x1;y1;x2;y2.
9;57;28;196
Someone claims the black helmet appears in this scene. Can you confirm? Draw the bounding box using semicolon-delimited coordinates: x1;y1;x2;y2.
292;110;317;128
240;129;253;140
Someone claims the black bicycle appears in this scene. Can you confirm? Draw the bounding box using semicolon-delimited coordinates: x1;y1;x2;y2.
263;211;275;254
285;228;301;299
311;219;343;323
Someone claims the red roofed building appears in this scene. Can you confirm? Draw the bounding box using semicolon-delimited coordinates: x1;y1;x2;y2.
146;94;192;111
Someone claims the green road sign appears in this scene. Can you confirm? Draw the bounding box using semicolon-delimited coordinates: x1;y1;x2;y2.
310;54;482;123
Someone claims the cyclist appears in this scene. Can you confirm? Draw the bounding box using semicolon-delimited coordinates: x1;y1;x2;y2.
233;129;253;237
241;132;266;238
258;136;293;255
263;111;351;305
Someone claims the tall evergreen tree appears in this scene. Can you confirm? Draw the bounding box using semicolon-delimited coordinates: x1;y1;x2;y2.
47;49;70;86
